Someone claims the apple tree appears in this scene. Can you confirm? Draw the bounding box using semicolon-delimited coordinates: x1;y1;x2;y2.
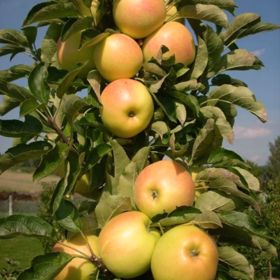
0;0;279;279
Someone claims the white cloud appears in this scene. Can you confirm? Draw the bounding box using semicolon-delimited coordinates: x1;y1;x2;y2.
234;126;272;139
251;48;266;57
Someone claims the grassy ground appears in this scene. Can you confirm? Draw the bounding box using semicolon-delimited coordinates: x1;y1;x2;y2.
0;171;55;274
0;235;44;272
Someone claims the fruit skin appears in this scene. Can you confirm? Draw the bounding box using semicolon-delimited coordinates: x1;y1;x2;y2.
57;32;94;71
142;21;196;66
53;235;99;280
98;211;160;278
134;160;195;218
93;33;143;81
100;79;154;138
113;0;166;39
151;224;219;280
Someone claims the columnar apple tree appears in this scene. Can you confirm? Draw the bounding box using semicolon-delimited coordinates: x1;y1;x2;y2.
0;0;279;279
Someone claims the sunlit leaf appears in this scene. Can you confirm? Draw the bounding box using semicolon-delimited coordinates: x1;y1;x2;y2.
207;84;267;122
179;4;228;27
220;13;260;47
95;192;132;228
195;191;235;212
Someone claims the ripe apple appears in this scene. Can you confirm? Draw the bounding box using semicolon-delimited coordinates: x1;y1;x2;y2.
57;32;94;71
134;160;195;218
142;21;196;66
100;79;154;138
98;211;160;278
151;224;219;280
53;234;99;280
113;0;166;39
93;33;143;81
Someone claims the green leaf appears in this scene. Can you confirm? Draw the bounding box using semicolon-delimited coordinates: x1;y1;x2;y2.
197;169;257;205
190;36;208;80
0;80;31;101
131;146;150;173
200;106;233;143
0;44;26;58
61;94;87;122
152;206;201;227
220;13;260;47
171;91;200;117
0;215;53;238
212;74;248;87
0;64;33;82
0;95;19;116
55;200;81;233
151;121;169;139
116;161;137;200
22;26;37;45
57;63;92;97
28;64;50;103
175;102;187;125
20;98;40;116
220;211;267;237
110;139;130;182
95;192;132;228
23;2;78;26
218;49;263;72
238;21;280;39
207;84;267;122
251;236;278;257
18;252;73;280
50;152;81;214
86;143;111;170
62;17;93;41
41;23;62;64
174;79;204;92
195;191;236;212
179;4;228;27
0;141;51;174
0;29;28;46
0;115;42;137
33;143;69;181
183;0;236;12
192;210;222;229
203;26;224;76
207;148;248;168
191;118;223;163
231;167;260;191
218;246;254;280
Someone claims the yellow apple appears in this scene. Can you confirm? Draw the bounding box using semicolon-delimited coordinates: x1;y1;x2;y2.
100;79;154;138
113;0;166;39
143;21;196;66
98;211;160;278
151;224;219;280
53;234;99;280
134;160;195;218
93;33;143;81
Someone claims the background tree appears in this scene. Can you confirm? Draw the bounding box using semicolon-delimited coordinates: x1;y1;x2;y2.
0;0;279;279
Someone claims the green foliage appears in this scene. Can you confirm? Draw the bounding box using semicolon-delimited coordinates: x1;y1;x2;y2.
0;0;279;279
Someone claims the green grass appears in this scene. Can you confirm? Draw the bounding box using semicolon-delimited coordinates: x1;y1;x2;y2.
0;235;44;272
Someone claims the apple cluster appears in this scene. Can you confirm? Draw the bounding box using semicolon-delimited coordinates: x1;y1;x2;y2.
57;0;196;139
53;160;219;280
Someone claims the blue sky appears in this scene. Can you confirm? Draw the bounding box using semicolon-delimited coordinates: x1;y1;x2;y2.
0;0;279;165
